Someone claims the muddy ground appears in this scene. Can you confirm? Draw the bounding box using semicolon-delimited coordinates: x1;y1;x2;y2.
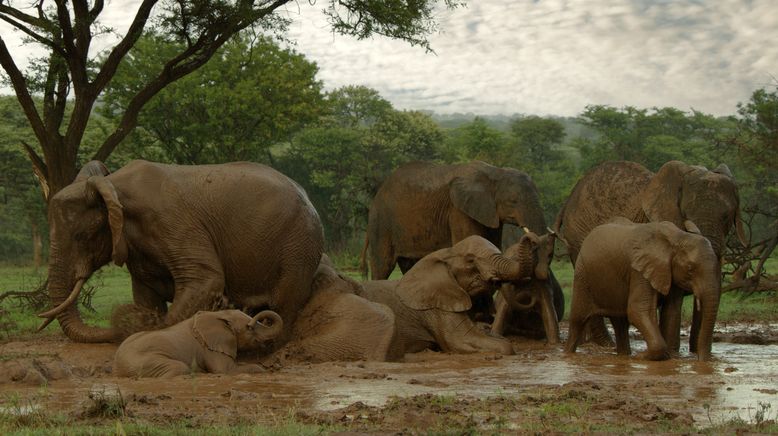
1;322;777;433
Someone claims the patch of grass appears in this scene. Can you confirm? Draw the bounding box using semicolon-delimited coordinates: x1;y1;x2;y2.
0;265;133;339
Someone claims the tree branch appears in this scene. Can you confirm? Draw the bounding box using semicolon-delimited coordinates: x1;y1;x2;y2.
21;141;50;200
0;14;64;55
0;3;54;30
0;37;48;145
92;0;157;94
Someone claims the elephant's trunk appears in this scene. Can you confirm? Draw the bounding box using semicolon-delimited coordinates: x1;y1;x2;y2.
510;289;537;311
250;310;284;340
490;253;533;281
537;282;560;344
41;244;115;343
693;282;720;361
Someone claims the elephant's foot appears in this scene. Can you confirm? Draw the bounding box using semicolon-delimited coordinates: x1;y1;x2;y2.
583;318;615;348
637;347;670;361
111;304;165;341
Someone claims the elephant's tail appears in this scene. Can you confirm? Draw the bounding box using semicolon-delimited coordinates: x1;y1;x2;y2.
359;233;370;279
552;198;571;250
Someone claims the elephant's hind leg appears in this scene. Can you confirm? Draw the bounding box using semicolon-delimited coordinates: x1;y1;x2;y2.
139;359;193;378
610;316;631;355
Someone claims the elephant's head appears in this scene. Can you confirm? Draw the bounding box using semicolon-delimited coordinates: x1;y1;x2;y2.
192;310;284;357
498;229;560;343
631;222;721;360
395;235;527;312
38;161;125;342
449;163;546;233
641;160;746;256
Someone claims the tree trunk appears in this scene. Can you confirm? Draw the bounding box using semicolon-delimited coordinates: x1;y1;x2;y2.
31;221;43;270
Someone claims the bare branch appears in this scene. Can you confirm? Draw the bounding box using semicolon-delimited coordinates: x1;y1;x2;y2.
0;37;48;145
91;0;157;94
0;14;64;55
0;3;54;30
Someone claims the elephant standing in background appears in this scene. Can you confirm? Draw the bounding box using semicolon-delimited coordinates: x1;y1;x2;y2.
491;231;560;344
565;219;721;361
114;309;283;378
40;160;324;344
554;160;745;350
362;160;564;320
356;236;540;358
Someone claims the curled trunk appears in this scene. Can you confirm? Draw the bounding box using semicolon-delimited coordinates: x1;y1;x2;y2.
251;310;284;340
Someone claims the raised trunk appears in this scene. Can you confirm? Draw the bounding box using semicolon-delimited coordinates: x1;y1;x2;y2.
251;310;284;341
490;253;532;281
45;245;115;342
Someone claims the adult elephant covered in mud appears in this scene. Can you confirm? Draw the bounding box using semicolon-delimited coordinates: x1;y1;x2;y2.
357;235;541;357
40;160;324;343
363;160;564;320
554;160;745;351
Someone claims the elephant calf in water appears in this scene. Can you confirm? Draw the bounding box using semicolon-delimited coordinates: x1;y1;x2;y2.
114;309;282;378
566;218;721;361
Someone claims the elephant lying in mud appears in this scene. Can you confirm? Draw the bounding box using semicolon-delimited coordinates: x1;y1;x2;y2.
565;219;720;361
354;235;544;357
114;310;283;378
277;255;396;363
491;231;560;344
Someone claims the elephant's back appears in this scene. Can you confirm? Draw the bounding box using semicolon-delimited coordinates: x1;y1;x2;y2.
559;161;652;258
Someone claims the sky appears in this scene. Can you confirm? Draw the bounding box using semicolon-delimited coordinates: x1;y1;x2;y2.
1;0;776;117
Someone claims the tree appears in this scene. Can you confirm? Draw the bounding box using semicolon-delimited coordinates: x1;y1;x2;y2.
100;32;325;165
282;86;445;250
0;0;461;200
443;116;506;162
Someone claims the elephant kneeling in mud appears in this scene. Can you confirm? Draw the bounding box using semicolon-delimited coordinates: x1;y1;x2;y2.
356;235;543;358
565;219;720;361
114;310;282;378
491;230;560;344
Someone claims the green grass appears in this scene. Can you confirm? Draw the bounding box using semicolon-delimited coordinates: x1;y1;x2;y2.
0;257;775;340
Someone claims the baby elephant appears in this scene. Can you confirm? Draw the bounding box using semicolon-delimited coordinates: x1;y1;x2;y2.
566;218;720;361
114;309;283;378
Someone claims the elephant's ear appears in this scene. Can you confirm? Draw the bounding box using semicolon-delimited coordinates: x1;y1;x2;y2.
396;256;472;312
450;175;499;228
87;176;128;266
630;224;673;295
640;160;689;228
191;311;238;359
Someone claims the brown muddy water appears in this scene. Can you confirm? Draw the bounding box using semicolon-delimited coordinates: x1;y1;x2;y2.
0;324;776;429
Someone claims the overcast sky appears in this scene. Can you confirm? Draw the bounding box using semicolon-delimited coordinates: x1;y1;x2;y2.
1;0;776;117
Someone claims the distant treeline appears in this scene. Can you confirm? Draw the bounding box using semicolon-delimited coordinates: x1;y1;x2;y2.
1;34;775;268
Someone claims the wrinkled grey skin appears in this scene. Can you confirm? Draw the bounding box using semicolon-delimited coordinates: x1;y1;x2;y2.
355;236;536;358
41;160;324;344
491;232;560;344
565;219;721;361
554;160;745;350
114;310;283;378
363;160;565;321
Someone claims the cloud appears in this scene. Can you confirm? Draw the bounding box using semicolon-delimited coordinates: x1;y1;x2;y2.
1;0;775;117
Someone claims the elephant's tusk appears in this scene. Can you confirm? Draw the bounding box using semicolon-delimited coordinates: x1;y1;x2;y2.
522;226;530;234
35;315;57;332
37;278;85;319
696;297;701;312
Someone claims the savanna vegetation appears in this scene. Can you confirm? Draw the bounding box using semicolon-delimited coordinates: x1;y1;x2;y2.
0;1;776;433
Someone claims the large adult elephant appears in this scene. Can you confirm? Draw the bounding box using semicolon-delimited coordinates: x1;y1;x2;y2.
363;160;564;321
39;160;324;344
554;160;746;351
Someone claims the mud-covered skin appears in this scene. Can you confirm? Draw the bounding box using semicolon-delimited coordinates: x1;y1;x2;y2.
355;236;542;358
364;160;565;323
555;160;745;349
277;255;396;363
491;232;560;344
565;219;721;361
43;160;324;344
113;310;283;378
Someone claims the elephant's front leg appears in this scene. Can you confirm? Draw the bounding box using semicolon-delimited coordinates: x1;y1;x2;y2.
610;316;631;355
166;263;226;326
430;311;514;355
490;292;510;336
659;286;684;353
628;273;669;361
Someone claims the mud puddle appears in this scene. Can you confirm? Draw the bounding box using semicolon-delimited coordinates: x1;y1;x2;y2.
1;326;776;429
